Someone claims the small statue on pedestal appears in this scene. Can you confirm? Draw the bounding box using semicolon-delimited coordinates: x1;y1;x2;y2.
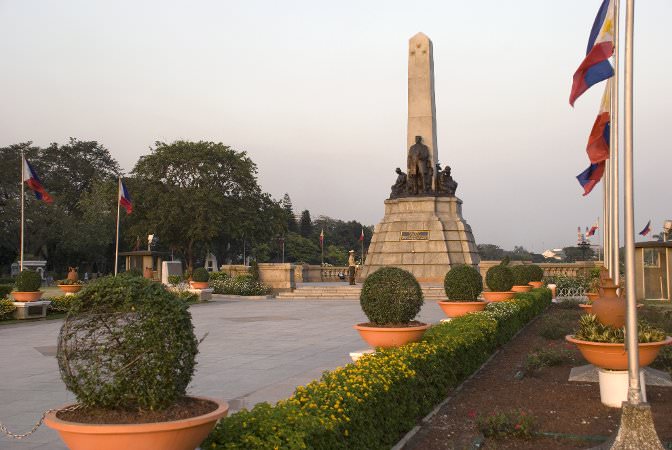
390;168;408;198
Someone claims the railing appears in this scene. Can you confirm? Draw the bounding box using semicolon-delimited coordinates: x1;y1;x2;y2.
555;286;588;300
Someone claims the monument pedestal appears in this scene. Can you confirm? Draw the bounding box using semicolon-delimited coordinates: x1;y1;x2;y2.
360;196;479;283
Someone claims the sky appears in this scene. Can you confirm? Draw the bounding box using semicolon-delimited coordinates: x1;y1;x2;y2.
0;0;669;253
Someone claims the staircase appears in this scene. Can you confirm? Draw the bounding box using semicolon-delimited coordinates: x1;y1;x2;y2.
275;283;448;301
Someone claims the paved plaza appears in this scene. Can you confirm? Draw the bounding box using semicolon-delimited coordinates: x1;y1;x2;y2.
0;295;445;449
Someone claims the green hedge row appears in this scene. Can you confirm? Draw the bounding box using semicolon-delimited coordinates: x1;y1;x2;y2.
204;288;551;450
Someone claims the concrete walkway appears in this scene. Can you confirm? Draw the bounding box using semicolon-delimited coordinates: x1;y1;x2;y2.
0;296;445;449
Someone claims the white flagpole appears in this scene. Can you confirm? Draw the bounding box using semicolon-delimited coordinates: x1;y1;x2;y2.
604;160;611;271
114;177;121;276
20;150;25;272
610;0;621;287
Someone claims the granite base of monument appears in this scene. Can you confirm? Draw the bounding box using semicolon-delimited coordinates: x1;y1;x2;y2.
360;196;479;283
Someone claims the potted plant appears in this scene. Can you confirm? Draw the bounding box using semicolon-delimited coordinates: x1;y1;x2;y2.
57;278;84;294
438;264;486;318
44;275;228;450
527;265;545;289
482;264;515;302
353;267;428;348
566;314;671;370
511;265;533;293
66;267;79;282
12;270;43;302
190;267;210;289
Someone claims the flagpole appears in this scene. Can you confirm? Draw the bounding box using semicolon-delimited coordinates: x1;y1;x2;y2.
610;0;621;287
604;160;611;271
114;177;121;276
20;149;25;272
623;0;641;404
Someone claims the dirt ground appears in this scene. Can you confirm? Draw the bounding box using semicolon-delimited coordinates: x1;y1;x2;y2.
404;303;672;450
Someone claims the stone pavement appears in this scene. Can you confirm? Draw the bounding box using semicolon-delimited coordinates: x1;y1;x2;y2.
0;296;445;449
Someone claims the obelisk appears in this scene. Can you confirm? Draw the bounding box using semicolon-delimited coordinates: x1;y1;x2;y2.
407;32;438;175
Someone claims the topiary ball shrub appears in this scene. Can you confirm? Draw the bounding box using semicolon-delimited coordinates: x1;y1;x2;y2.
15;270;42;292
57;275;198;411
192;267;210;282
486;265;514;292
443;265;483;301
511;265;532;286
528;265;544;282
360;267;423;325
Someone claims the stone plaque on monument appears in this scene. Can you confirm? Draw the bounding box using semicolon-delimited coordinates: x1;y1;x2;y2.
360;33;479;283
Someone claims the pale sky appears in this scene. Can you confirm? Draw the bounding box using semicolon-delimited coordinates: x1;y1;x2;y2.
1;0;669;252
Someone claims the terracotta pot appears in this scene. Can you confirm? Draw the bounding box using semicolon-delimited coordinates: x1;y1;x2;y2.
528;281;544;289
67;267;79;282
58;284;82;294
482;291;515;302
143;267;153;279
579;303;593;314
354;323;429;348
586;292;599;302
44;397;228;450
190;281;209;289
565;335;672;371
11;291;43;302
511;285;533;293
438;301;486;318
591;280;625;328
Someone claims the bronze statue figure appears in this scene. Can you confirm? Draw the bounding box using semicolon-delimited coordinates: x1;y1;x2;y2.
407;136;430;195
390;167;408;198
436;163;458;196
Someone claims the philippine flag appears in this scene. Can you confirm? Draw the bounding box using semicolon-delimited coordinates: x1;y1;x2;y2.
119;179;133;215
22;157;53;203
587;221;599;237
576;161;605;196
586;80;611;163
570;0;615;106
639;220;652;237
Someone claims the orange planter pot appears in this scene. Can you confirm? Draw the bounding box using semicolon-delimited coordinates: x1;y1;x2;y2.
354;323;429;348
58;285;82;294
190;281;209;289
11;291;43;302
586;293;599;302
579;303;593;314
438;301;486;318
482;291;515;302
565;335;672;371
511;285;532;293
528;281;544;289
44;397;228;450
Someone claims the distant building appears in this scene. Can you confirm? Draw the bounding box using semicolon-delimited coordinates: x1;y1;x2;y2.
11;260;48;279
542;249;565;261
205;253;218;272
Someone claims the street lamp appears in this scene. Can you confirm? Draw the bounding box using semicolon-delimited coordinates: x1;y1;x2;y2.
277;236;285;263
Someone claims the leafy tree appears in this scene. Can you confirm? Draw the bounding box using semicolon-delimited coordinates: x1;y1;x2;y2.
563;246;595;262
281;193;298;233
477;244;505;261
299;210;313;238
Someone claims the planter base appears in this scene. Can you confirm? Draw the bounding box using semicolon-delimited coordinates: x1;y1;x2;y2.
598;369;647;408
12;301;50;320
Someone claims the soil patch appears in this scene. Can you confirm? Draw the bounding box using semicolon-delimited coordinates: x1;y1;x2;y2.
405;304;672;449
57;396;218;424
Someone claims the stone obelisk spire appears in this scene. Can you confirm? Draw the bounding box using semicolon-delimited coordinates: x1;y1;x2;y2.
407;32;438;173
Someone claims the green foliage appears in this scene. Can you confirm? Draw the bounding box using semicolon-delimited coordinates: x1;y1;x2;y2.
477;409;536;439
538;313;576;340
523;347;573;375
15;270;42;292
485;265;514;292
208;272;230;282
57;278;83;286
360;267;423;325
121;269;143;278
191;267;210;282
249;260;260;281
173;289;199;303
527;264;544;282
49;295;78;313
0;299;16;319
511;265;532;286
204;289;551;449
574;314;667;343
0;284;12;299
299;210;313;238
167;275;182;286
210;275;272;296
543;275;591;292
57;276;198;411
443;264;483;301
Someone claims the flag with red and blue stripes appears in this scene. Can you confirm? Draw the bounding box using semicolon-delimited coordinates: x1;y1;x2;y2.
119;179;133;214
22;157;53;203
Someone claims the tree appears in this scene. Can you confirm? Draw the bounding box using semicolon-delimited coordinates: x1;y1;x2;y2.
563;246;595;262
281;193;298;233
299;210;313;238
477;244;505;261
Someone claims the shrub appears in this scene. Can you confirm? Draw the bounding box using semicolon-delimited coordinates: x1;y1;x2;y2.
192;267;210;282
208;272;230;282
49;295;78;313
477;409;536;439
173;289;199;303
538;313;576;340
574;314;667;343
511;265;532;286
249;260;260;281
57;278;83;286
0;299;16;319
443;264;483;301
210;275;272;296
167;275;183;286
527;265;544;282
120;269;143;278
360;267;423;325
15;270;42;292
0;276;15;284
485;265;514;292
523;347;573;375
57;276;198;410
0;284;13;299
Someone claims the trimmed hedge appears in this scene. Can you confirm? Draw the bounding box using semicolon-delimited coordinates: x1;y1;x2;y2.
15;270;42;292
204;288;552;449
485;265;514;292
511;265;531;286
192;267;210;282
0;284;13;299
527;265;544;282
443;264;483;301
360;267;423;325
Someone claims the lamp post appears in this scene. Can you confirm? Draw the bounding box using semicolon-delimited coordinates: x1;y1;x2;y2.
278;236;285;263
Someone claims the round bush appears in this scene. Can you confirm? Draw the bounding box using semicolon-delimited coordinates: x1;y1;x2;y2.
192;267;210;282
57;276;198;411
15;270;42;292
443;265;483;301
485;265;514;292
360;267;423;325
511;265;532;286
527;265;544;282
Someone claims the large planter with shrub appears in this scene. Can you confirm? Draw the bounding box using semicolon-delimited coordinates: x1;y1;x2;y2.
12;270;43;302
510;265;532;292
438;264;486;318
482;264;514;302
58;278;83;294
527;265;545;289
590;279;625;328
354;267;427;348
44;276;228;450
190;268;210;289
